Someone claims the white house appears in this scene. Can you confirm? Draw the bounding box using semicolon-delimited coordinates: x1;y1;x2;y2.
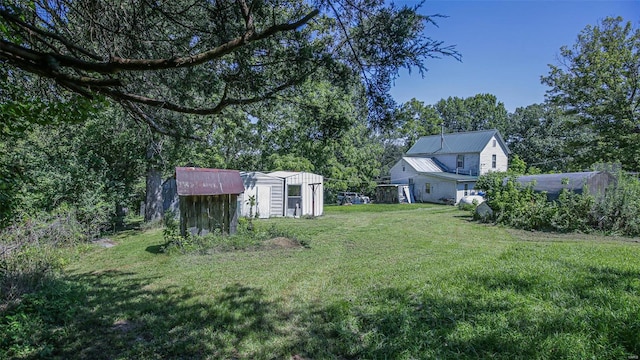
389;129;510;204
239;171;324;218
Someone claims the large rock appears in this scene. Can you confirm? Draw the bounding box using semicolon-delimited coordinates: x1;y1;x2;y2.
475;202;494;221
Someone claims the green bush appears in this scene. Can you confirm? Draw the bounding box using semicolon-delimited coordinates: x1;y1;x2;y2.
476;172;640;236
592;173;640;236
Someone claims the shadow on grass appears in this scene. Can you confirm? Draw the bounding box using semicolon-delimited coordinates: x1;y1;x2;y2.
1;271;292;359
144;244;164;254
2;265;639;359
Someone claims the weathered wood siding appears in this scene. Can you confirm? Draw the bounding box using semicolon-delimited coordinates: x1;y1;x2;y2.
179;194;239;236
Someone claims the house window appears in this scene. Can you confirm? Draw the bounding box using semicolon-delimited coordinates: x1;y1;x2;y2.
493;139;497;147
457;154;464;169
492;154;497;168
464;184;469;196
425;183;431;194
402;165;405;172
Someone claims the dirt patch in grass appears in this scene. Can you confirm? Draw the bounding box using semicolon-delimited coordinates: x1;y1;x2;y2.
111;319;135;333
93;238;117;248
263;237;304;249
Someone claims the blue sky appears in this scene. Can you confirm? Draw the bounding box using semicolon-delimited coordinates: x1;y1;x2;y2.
389;0;640;112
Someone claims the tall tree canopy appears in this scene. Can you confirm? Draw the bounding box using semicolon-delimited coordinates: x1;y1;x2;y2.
506;103;581;173
542;16;640;171
434;93;508;135
0;0;459;134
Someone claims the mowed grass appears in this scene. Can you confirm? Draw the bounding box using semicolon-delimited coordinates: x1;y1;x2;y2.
5;204;640;359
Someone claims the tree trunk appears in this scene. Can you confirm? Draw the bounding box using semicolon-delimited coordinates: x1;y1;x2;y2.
144;142;163;222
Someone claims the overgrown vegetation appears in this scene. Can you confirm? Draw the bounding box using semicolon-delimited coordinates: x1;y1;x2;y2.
160;215;309;254
476;171;640;236
0;205;92;305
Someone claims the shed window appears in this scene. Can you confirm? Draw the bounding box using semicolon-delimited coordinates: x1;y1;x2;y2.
457;155;464;169
288;185;301;196
492;154;497;168
287;185;302;216
425;183;431;194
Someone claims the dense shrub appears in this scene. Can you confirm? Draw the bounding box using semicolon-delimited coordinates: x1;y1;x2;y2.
476;172;640;236
0;206;87;304
591;174;640;235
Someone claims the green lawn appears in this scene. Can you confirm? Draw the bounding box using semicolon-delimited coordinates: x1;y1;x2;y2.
3;204;640;359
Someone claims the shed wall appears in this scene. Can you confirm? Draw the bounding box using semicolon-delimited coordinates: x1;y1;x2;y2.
180;194;238;236
278;172;324;217
240;172;284;218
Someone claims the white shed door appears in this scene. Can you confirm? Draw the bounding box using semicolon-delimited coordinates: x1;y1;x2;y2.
256;186;271;219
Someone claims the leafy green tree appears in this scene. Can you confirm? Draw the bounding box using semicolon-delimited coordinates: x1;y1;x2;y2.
392;98;442;148
508;155;527;175
249;77;382;195
0;68;94;226
542;16;640;171
10;106;148;231
434;93;508;135
506;104;583;173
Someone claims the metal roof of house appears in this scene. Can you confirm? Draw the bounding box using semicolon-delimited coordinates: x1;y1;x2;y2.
175;167;244;196
402;157;445;173
406;129;509;155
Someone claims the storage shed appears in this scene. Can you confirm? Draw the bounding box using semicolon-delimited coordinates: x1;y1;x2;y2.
514;171;616;201
239;172;285;218
175;167;244;236
375;184;413;203
268;171;324;217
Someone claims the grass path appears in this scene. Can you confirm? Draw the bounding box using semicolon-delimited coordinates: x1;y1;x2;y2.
6;204;640;359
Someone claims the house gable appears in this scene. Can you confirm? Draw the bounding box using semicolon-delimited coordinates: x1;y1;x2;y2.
479;134;509;174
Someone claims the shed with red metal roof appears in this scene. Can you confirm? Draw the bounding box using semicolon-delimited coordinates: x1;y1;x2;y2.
174;167;244;236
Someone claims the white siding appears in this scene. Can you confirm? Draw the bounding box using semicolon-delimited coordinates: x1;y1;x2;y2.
240;172;284;218
271;171;324;217
409;175;454;203
390;159;419;184
454;182;478;204
479;135;509;174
